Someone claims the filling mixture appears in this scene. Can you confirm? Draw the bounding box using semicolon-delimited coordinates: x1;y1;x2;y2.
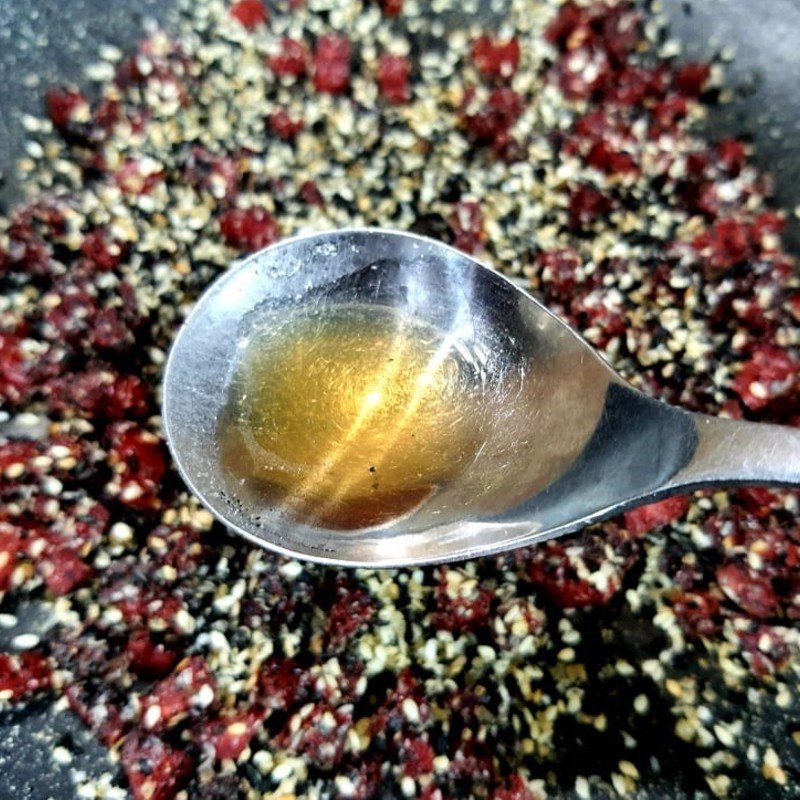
1;0;799;797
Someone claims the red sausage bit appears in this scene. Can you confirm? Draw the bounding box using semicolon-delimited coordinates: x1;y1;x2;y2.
471;35;521;81
377;54;411;104
313;34;351;94
229;0;269;29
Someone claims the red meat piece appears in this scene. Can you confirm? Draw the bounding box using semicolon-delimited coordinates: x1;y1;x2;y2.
522;534;628;609
544;2;592;50
0;528;21;592
198;708;266;760
675;62;711;97
717;563;778;619
299;180;324;206
65;682;126;745
449;738;494;780
103;582;184;632
326;580;376;646
606;64;669;106
0;335;38;403
434;571;494;632
281;703;352;767
401;737;435;777
488;85;524;120
93;98;121;133
107;423;166;485
43;286;100;345
183;147;239;200
528;563;616;607
651;95;688;133
0;440;40;478
148;525;206;573
735;487;784;517
71;296;133;350
313;34;351;94
739;625;790;678
716;139;747;176
257;657;305;709
750;211;785;250
106;422;168;511
574;290;627;348
47;368;149;420
81;229;125;271
89;308;128;350
126;630;180;678
121;731;193;800
568;185;612;230
692;217;753;274
379;0;403;16
0;651;51;700
377;54;411;103
491;132;525;163
141;656;216;731
471;36;520;80
44;87;89;132
624;496;690;536
268;37;309;77
268;109;305;140
672;591;720;638
732;345;797;411
40;549;95;595
219;207;280;251
229;0;268;28
464;86;524;144
599;5;641;64
586;141;637;175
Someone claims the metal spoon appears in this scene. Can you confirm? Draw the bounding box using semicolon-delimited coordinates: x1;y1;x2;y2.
162;228;800;567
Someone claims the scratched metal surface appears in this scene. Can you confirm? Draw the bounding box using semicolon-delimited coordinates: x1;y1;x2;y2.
1;0;800;798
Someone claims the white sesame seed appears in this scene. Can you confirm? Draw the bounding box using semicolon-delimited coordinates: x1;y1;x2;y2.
195;684;215;708
11;633;40;650
143;705;162;729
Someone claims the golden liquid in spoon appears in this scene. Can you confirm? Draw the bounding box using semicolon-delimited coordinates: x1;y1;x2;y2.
219;304;485;530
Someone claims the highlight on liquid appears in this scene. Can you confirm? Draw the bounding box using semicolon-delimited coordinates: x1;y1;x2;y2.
218;303;487;529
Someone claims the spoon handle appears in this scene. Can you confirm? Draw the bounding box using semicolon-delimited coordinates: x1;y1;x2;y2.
667;414;800;491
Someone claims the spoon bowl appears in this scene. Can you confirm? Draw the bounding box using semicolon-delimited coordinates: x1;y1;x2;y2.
163;229;800;567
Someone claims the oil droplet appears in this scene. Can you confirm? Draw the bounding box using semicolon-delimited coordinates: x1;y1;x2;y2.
219;304;485;529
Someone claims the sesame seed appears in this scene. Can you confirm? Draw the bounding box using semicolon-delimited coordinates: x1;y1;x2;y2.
11;633;40;650
143;705;162;729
